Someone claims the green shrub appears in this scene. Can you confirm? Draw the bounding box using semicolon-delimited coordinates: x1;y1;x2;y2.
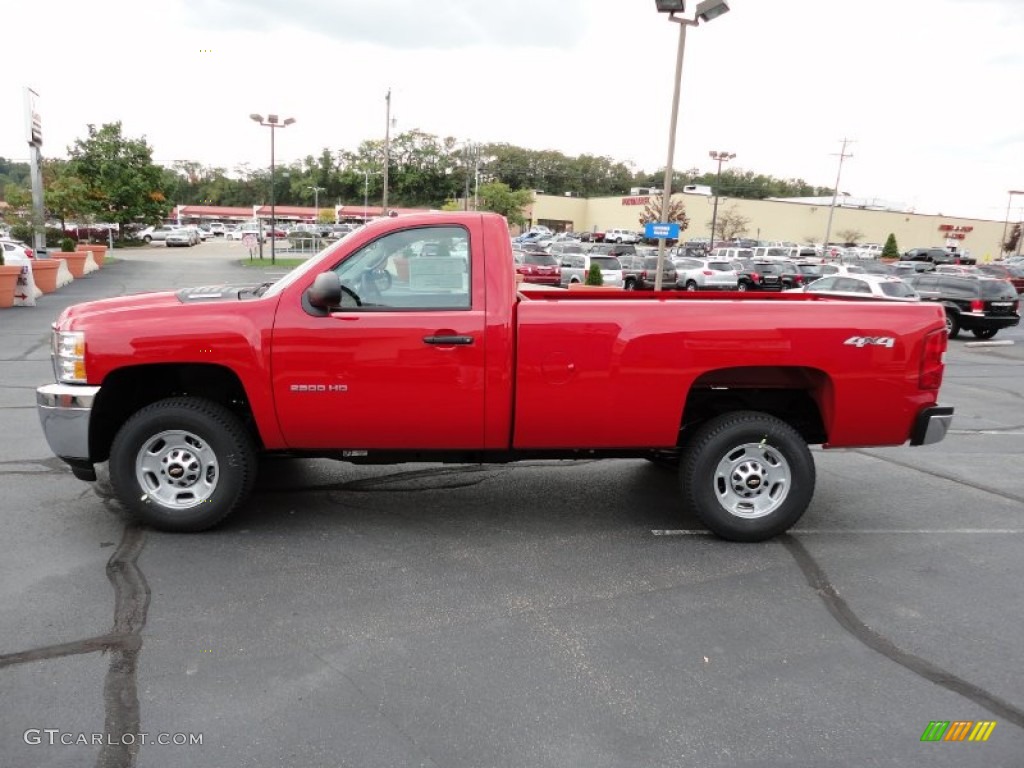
585;262;604;286
882;233;899;259
60;237;76;253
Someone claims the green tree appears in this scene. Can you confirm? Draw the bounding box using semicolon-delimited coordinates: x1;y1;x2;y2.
477;182;532;227
586;262;604;286
882;233;900;259
67;122;171;237
44;161;90;231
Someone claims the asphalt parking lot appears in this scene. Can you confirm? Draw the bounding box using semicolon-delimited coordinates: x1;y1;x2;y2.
1;239;1022;767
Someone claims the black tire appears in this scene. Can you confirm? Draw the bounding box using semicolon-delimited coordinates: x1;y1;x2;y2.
680;411;815;542
685;281;698;292
624;278;637;291
736;281;748;292
945;312;960;339
971;328;998;339
143;235;152;243
109;397;257;532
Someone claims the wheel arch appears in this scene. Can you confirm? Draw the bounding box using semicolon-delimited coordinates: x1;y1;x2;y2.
90;363;263;463
679;366;831;446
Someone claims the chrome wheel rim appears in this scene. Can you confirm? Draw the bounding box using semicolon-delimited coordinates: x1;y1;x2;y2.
713;441;791;519
135;430;219;509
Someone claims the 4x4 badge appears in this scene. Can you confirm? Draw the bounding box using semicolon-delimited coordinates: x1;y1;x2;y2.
844;336;895;348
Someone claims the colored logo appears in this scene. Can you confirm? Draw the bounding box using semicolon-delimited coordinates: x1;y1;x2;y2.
920;721;996;742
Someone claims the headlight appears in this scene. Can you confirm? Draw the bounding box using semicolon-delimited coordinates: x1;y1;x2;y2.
53;330;87;383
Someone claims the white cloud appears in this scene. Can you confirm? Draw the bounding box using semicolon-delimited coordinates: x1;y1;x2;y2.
3;0;1023;220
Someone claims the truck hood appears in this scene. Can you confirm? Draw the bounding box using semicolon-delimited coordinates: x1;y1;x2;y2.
58;284;267;326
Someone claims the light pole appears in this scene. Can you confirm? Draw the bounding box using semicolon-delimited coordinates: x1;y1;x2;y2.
382;89;397;218
652;0;732;290
822;138;853;259
250;113;296;265
306;185;325;222
708;150;735;247
1000;190;1024;257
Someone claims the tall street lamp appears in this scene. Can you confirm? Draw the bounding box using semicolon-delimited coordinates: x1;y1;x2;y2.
250;112;296;265
382;89;397;218
708;150;735;248
306;185;325;222
652;0;732;290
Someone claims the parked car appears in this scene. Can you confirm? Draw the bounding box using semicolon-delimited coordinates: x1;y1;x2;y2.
901;247;957;266
514;251;561;287
818;263;867;277
903;274;1020;339
673;257;739;291
165;229;195;247
205;222;228;236
616;254;648;290
731;260;785;291
139;225;181;243
604;228;640;244
588;243;638;260
840;258;897;275
634;255;678;290
976;263;1024;294
558;253;624;287
794;274;921;302
1;238;35;260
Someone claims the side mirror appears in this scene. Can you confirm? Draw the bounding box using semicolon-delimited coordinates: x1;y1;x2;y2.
308;272;341;309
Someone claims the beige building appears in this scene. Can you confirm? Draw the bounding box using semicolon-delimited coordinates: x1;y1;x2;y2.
529;192;1009;261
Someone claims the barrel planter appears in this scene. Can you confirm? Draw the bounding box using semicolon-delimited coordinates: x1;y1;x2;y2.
0;265;21;308
30;259;61;294
76;243;107;267
50;251;89;279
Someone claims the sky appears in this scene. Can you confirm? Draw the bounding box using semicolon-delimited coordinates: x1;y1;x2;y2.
4;0;1023;221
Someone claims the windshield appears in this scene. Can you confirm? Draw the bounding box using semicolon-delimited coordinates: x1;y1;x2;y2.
524;253;557;266
261;238;348;298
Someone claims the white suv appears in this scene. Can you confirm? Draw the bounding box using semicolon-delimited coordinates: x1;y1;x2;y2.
673;257;739;291
605;228;640;244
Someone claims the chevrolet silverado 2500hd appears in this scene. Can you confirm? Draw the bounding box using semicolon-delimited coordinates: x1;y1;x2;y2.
36;212;953;541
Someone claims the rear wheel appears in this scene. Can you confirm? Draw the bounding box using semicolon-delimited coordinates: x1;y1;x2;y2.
736;281;748;292
109;397;257;532
685;281;698;292
944;312;961;339
680;411;815;542
971;328;998;339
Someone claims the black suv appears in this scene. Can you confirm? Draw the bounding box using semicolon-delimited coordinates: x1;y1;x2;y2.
901;247;976;266
903;274;1020;339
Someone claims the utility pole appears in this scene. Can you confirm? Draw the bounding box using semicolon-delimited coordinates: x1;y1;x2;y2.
382;89;392;217
822;138;854;258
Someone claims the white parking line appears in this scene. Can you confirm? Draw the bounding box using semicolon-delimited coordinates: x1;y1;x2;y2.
651;529;1024;536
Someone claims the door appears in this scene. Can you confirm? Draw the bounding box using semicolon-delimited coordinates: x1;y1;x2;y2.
271;224;487;451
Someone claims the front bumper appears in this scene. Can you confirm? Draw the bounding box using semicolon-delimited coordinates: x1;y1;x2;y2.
37;383;100;478
909;405;955;446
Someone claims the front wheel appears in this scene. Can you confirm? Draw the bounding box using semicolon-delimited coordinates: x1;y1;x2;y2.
109;397;257;532
736;281;748;292
971;328;998;339
680;411;815;542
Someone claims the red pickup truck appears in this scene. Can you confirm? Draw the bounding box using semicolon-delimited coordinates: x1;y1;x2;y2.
36;212;953;541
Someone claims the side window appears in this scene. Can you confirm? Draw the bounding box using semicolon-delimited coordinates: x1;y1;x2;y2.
810;277;837;291
331;225;470;310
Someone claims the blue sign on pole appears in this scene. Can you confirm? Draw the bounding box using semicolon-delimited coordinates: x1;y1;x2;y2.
645;222;680;240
